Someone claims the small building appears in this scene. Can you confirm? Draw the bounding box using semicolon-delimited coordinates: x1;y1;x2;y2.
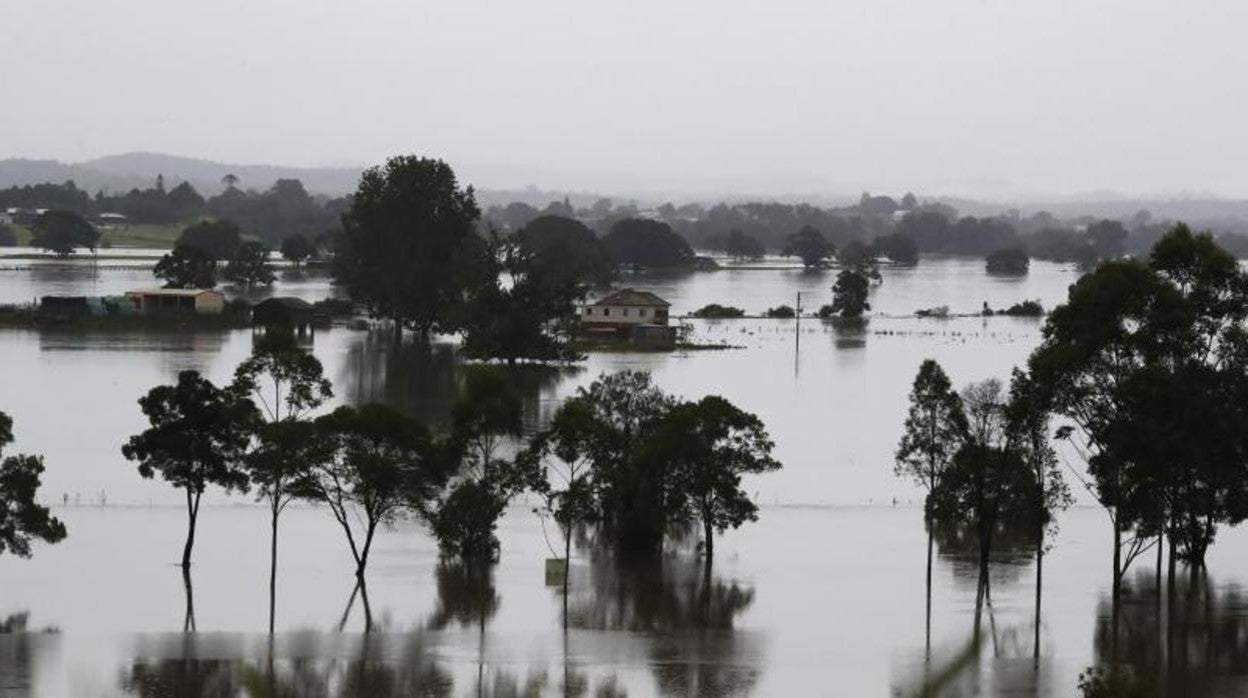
125;288;226;315
251;297;316;332
96;212;128;227
580;288;676;344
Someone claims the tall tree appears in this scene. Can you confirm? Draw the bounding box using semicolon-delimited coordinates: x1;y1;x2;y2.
333;156;484;339
830;269;871;318
122;371;255;569
177;220;242;260
602;218;695;269
233;331;333;633
895;359;969;656
646;396;780;570
279;234;315;267
0;412;67;559
432;368;532;561
307;404;442;587
153;244;217;289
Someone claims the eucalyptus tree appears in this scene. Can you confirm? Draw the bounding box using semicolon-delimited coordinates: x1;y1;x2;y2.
308;404;442;590
1005;369;1072;659
895;359;968;654
645;395;780;570
520;397;601;609
431;367;531;562
232;331;333;633
122;370;255;569
0;412;67;559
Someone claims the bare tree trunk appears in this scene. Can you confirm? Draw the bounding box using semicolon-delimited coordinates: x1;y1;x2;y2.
703;518;714;572
181;565;196;633
562;526;571;630
1033;543;1043;661
181;489;200;570
925;529;934;660
1111;519;1122;663
268;503;279;634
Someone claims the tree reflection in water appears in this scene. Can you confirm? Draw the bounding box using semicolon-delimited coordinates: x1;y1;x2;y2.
0;612;56;697
1091;568;1248;696
120;634;453;698
338;332;577;432
567;538;762;697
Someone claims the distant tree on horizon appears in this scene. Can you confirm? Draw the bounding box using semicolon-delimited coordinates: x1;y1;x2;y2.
30;210;99;257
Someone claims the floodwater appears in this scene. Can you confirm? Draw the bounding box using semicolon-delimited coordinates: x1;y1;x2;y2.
1;253;1244;696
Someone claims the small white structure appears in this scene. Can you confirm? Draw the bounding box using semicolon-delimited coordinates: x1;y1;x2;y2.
125;288;226;315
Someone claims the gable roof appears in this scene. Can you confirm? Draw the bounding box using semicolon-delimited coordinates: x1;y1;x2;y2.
126;288;223;298
592;289;670;308
253;297;314;311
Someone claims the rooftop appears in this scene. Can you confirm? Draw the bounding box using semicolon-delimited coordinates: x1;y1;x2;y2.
592;289;670;308
126;288;223;297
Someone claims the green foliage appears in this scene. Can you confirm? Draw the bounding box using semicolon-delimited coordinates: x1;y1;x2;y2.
724;229;766;261
783;225;834;269
224;241;276;287
153;244;217;289
0;224;16;247
333;156;483;336
30;210;99;256
603;218;695;268
644;396;780;557
515;215;614;288
121;371;256;566
205;179;341;245
986;247;1030;275
874;232;918;265
460;235;583;363
895;359;969;494
433;368;532;561
831;269;871;318
0;412;67;558
1002;300;1044;316
233;331;333;423
279;233;315;266
1029;223;1248;571
522;397;601;553
765;305;796;318
838;239;880;280
308;404;442;578
1077;666;1155;698
692;304;745;319
176;220;241;260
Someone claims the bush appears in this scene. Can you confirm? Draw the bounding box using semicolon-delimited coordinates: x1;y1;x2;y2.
986;247;1030;275
765;305;796;318
817;304;836;319
1002;300;1043;317
693;304;745;318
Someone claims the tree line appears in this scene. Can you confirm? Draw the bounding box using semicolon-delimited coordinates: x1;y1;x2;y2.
116;333;780;632
896;223;1248;680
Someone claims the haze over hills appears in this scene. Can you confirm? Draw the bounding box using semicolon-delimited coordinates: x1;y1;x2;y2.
2;152;1248;228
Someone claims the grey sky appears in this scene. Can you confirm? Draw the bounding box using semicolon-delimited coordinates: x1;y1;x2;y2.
3;0;1246;199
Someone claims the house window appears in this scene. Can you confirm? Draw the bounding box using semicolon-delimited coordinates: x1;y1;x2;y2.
640;308;647;317
604;308;610;317
585;307;593;316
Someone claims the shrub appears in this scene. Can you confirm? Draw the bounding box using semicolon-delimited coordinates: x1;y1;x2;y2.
693;304;745;319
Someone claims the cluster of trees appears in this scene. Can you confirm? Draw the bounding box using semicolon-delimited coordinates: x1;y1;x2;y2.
152;220;280;289
897;223;1248;666
0;177;345;245
0;412;66;562
122;337;780;631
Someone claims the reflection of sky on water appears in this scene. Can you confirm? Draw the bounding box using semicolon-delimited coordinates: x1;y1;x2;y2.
6;258;1246;695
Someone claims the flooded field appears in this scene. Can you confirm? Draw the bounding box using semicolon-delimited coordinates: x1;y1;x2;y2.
1;256;1241;696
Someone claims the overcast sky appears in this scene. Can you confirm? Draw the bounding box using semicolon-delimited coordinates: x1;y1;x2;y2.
2;1;1246;199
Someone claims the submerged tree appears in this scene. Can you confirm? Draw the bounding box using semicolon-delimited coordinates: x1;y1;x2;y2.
307;404;442;587
783;225;834;269
895;359;969;655
646;396;780;569
153;244;217;289
830;269;871;318
122;371;255;569
30;210;98;257
279;233;315;267
0;412;67;558
432;368;532;562
224;241;276;287
333;155;483;339
233;331;333;633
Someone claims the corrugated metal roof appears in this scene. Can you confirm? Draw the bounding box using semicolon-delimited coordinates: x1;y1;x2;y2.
126;288;223;297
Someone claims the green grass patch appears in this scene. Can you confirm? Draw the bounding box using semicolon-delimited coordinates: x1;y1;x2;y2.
98;224;184;249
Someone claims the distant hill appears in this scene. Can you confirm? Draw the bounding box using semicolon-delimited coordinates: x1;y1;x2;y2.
0;153;363;197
